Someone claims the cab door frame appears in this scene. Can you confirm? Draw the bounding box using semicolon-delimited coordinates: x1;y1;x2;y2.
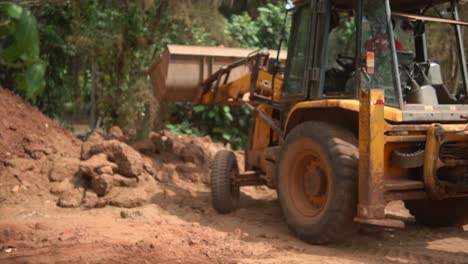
281;0;317;101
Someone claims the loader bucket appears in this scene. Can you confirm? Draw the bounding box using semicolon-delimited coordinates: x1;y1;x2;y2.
148;45;287;103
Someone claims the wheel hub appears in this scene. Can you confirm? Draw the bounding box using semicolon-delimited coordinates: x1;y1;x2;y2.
288;150;330;217
303;168;324;197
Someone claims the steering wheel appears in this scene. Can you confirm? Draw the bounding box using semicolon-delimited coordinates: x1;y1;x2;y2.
336;54;355;72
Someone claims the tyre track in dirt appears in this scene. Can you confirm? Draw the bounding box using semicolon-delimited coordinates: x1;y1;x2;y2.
340;223;468;264
0;189;466;264
160;186;468;264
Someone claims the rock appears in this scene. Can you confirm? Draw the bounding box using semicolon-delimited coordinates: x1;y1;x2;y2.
40;159;54;175
49;158;80;182
120;211;130;219
11;185;19;193
176;163;206;183
108;187;149;208
113;174;138;187
97;165;114;175
91;174;113;196
150;132;173;153
44;147;54;155
21;136;50;160
179;144;205;165
155;164;175;183
50;178;75;195
143;160;156;176
79;153;117;178
155;170;172;183
34;223;49;231
86;140;143;178
5;158;34;172
23;142;47;160
188;238;196;246
120;210;143;219
81;131;104;160
82;191;99;208
132;138;155;154
58;190;83;208
176;163;199;174
107;126;125;141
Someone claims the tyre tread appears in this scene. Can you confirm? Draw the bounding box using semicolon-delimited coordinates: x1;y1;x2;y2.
277;121;359;244
211;150;239;214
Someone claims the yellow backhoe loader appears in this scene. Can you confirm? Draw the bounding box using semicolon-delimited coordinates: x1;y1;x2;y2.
150;0;468;244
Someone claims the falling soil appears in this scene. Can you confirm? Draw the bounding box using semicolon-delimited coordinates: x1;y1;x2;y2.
0;87;467;263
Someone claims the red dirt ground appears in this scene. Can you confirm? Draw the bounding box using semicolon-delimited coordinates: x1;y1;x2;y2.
0;87;467;264
0;88;81;167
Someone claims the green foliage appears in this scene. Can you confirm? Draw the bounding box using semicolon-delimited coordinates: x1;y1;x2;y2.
30;0;225;137
168;2;288;149
33;1;74;116
225;2;289;49
0;3;45;103
0;0;286;146
168;104;251;149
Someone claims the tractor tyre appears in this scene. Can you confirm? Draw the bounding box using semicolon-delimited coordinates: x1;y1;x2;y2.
277;121;359;244
405;198;468;227
211;150;240;214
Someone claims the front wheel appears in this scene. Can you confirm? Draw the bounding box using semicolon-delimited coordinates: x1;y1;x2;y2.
277;121;359;244
211;150;240;214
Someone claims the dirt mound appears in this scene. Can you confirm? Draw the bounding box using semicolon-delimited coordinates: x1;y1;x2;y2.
0;87;236;210
0;88;82;205
0;88;81;164
47;129;233;209
47;133;162;209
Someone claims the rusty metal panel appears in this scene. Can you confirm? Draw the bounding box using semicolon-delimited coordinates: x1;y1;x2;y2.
357;89;386;219
148;45;287;103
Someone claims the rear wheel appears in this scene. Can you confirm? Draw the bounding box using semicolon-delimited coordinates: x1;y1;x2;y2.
405;198;468;227
211;150;240;214
277;121;359;244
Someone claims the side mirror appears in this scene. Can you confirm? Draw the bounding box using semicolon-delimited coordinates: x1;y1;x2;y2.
267;58;285;75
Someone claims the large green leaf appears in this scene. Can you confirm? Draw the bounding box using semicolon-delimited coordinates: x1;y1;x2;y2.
14;62;46;103
1;5;40;65
1;3;45;103
0;3;22;20
193;105;205;113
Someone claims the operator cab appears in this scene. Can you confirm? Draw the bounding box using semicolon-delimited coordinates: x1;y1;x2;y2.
281;0;468;111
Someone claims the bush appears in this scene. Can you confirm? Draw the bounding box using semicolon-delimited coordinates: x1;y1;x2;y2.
168;104;251;150
167;2;288;149
226;2;289;49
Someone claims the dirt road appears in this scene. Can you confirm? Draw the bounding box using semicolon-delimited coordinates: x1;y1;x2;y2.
1;180;467;264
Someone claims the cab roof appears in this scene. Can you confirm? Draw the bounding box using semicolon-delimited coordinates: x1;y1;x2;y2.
294;0;452;11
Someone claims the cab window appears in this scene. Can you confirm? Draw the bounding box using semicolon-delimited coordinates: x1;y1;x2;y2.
324;10;356;95
283;5;311;97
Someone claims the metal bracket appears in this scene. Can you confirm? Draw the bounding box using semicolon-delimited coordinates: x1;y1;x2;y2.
232;172;266;187
309;67;320;81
